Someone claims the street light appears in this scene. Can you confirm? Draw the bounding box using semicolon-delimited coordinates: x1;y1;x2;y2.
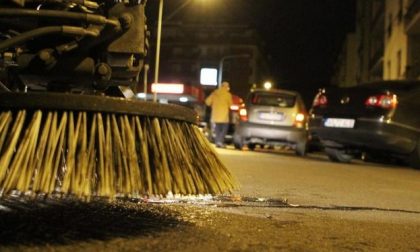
263;81;272;90
153;0;212;102
218;54;250;86
153;0;164;102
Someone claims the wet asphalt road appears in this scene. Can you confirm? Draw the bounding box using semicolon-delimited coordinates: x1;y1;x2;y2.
0;146;419;251
219;146;420;212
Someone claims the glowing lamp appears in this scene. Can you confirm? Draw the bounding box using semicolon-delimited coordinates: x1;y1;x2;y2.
151;83;184;94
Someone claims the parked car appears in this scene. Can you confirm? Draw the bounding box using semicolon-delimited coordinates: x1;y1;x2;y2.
233;88;308;155
308;80;420;169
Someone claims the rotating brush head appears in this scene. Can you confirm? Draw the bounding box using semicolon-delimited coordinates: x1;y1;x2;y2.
0;92;237;201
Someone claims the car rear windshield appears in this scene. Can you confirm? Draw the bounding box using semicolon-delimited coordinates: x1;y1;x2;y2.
250;93;296;107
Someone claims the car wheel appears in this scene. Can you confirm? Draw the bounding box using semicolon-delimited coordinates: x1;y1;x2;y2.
409;139;420;169
248;143;256;151
325;148;353;163
295;140;307;156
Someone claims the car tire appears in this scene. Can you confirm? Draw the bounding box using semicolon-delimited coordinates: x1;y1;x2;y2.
325;148;353;163
248;143;256;151
295;140;307;156
409;139;420;169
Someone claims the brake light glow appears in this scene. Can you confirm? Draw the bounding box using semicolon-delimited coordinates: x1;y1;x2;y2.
312;93;328;107
239;107;248;121
295;113;305;122
294;113;305;128
365;94;397;109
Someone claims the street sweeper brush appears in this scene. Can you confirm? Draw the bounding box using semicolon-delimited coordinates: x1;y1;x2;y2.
0;92;236;200
0;0;237;200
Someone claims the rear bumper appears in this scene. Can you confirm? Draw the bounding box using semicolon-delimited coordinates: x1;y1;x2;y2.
234;121;307;144
309;116;419;154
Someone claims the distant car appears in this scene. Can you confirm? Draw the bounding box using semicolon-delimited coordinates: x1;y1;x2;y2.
308;80;420;169
233;88;308;155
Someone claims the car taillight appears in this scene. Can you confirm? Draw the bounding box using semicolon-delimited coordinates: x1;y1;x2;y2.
365;94;397;109
294;113;305;128
239;107;248;122
312;93;328;107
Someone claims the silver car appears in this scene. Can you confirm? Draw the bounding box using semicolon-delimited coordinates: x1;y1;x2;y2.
233;89;308;155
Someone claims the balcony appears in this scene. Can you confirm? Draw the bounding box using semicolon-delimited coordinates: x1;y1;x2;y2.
405;0;420;35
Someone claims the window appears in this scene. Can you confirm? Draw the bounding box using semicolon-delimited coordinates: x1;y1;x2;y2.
251;93;296;108
170;64;182;74
197;32;209;40
387;60;392;79
387;14;392;37
172;47;184;56
398;0;403;23
397;50;402;78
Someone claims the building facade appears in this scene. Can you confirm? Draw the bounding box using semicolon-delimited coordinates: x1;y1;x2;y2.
333;0;419;86
360;0;385;84
385;0;406;79
333;0;385;86
357;0;385;84
150;22;270;99
331;33;358;87
385;0;420;80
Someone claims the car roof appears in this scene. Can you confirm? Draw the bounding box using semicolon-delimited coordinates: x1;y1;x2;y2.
360;80;420;90
329;80;420;92
360;80;420;85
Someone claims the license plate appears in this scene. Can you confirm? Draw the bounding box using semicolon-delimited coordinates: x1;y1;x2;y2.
259;112;283;121
324;118;355;128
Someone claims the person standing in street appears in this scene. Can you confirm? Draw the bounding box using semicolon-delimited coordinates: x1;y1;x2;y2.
205;81;233;148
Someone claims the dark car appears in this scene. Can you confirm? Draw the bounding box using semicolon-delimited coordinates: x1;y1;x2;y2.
308;80;420;169
233;89;308;155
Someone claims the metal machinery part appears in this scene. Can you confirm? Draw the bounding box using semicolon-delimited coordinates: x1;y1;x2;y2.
0;1;238;199
0;0;148;94
0;92;197;124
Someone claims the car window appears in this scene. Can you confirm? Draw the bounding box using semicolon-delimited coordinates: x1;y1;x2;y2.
250;93;296;108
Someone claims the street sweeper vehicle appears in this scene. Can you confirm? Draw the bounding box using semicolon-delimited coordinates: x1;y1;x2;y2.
0;0;236;200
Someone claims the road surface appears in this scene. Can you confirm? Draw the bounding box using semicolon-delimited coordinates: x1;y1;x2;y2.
0;146;419;251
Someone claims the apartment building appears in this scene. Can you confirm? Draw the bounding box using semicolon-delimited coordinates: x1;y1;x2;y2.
331;33;358;87
333;0;419;86
149;22;270;99
332;0;384;86
385;0;420;80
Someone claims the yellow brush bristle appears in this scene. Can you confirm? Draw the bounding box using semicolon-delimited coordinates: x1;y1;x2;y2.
0;110;237;201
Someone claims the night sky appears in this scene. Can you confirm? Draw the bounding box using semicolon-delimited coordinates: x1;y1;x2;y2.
146;0;356;103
